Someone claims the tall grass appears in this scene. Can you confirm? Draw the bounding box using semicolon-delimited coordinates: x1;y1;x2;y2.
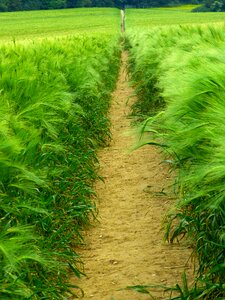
0;34;120;299
127;25;225;298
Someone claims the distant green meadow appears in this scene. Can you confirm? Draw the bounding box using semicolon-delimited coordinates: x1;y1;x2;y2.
126;6;225;29
0;7;120;41
1;6;225;42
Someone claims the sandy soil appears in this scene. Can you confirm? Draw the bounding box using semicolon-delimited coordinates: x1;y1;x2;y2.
72;52;192;300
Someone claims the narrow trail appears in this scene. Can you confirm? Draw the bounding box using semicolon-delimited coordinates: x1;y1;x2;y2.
73;52;192;300
120;10;125;32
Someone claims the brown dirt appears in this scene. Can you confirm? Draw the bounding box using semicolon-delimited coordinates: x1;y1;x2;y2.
72;52;192;300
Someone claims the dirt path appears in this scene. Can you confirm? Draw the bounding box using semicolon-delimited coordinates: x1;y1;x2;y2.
73;52;192;300
120;10;125;32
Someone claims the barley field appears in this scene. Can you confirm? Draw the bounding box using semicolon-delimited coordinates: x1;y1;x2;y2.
126;5;225;29
0;7;120;41
0;8;121;299
1;4;225;299
126;7;225;299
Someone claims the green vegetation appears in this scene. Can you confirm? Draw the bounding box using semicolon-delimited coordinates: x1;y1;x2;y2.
194;0;225;12
126;23;225;299
0;0;120;11
0;0;203;12
0;8;120;41
2;3;225;299
126;6;225;29
0;8;121;299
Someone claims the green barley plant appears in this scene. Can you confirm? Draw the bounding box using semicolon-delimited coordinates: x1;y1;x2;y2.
0;32;120;299
126;24;225;298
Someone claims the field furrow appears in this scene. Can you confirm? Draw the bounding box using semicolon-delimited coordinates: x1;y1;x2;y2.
72;52;192;300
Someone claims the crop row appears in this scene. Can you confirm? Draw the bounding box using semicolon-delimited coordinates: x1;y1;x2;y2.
127;26;225;298
0;34;120;299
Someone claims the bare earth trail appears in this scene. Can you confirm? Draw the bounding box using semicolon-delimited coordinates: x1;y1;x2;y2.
73;52;192;299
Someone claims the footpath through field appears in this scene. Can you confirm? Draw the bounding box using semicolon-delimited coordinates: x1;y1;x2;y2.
73;52;192;300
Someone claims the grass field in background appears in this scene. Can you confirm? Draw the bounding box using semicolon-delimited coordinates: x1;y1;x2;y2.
0;7;120;42
126;6;225;29
160;4;201;11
